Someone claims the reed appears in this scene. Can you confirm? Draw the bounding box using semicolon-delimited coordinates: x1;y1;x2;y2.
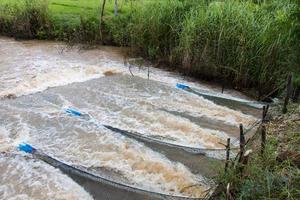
123;0;299;97
172;0;298;97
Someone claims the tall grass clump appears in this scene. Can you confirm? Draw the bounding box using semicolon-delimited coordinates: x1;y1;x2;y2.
128;0;201;60
174;0;298;97
215;141;300;199
0;0;50;39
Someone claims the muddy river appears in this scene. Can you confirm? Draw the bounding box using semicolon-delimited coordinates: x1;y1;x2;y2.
0;37;262;199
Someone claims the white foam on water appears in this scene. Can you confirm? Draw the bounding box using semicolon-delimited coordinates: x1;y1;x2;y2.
37;76;253;152
0;36;252;103
0;102;211;198
0;155;94;200
78;80;256;151
0;117;29;152
0;65;125;98
2;111;210;198
80;75;257;128
0;126;13;153
151;92;257;127
90;105;234;150
0;37;128;99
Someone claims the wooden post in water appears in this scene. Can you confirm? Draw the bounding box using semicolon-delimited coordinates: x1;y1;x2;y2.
282;74;293;114
238;124;245;163
225;138;231;173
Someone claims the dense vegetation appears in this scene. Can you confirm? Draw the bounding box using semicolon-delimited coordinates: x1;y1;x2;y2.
214;104;300;199
0;0;299;97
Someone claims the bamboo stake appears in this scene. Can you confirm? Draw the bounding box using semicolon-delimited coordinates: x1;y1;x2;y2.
261;125;266;155
261;105;268;155
238;124;245;163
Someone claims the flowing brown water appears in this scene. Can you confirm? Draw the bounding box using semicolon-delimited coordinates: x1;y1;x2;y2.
0;154;93;200
0;37;261;199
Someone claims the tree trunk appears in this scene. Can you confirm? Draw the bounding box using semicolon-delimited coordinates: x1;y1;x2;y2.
99;0;106;42
114;0;118;16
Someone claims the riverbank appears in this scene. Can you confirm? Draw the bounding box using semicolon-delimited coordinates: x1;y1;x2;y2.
212;103;300;199
0;0;299;99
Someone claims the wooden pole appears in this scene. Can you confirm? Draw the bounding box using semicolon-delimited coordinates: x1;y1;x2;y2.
265;105;269;119
282;74;293;114
225;138;231;173
261;105;268;155
238;124;245;163
261;124;266;155
262;105;269;122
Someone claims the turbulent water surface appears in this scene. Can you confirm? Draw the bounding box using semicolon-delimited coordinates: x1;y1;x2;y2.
0;37;261;199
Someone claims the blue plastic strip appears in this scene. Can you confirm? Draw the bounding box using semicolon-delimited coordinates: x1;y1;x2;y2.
176;83;190;90
65;108;82;117
18;143;36;153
